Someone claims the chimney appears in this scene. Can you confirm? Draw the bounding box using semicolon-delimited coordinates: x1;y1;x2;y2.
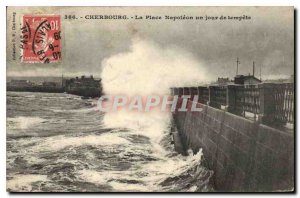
236;57;240;75
253;61;255;77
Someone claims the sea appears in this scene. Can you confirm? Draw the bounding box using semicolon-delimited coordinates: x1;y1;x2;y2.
6;91;213;192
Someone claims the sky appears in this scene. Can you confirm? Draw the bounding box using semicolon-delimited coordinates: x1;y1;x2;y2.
6;6;294;81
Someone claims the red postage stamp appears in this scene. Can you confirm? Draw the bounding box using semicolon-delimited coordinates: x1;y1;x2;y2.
20;15;61;63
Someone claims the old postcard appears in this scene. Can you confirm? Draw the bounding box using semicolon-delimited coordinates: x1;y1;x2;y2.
6;6;294;192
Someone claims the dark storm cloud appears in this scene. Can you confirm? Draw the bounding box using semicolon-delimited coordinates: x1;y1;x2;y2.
7;7;293;79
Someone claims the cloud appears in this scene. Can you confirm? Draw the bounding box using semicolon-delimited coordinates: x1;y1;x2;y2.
7;7;294;80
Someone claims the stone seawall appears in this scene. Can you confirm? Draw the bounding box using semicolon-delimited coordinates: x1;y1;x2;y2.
172;100;294;192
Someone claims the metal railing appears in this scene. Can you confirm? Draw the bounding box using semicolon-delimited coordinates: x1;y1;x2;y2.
171;82;294;128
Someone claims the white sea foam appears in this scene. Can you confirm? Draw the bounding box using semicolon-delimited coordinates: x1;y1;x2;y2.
24;155;47;165
7;174;49;192
103;109;170;143
142;150;203;181
50;107;96;113
76;150;204;191
77;169;151;192
109;181;149;192
33;133;131;151
7;116;46;130
77;169;108;185
24;95;36;98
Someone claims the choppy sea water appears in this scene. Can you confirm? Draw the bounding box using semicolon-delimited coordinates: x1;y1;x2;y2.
6;92;213;192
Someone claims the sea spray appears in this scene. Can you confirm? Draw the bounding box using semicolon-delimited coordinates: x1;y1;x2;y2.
101;37;210;136
100;38;214;191
101;38;210;95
